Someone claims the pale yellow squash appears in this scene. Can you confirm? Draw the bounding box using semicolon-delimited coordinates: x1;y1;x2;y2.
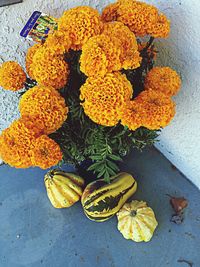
117;200;158;242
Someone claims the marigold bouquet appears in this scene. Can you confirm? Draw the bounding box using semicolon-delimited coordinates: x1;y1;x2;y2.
0;0;181;182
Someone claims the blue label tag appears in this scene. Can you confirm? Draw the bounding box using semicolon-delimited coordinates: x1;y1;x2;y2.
20;11;42;38
20;11;57;42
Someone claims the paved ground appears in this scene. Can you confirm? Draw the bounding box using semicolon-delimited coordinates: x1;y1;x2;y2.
0;147;199;267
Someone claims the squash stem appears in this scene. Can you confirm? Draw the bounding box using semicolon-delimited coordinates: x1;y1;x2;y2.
130;210;137;217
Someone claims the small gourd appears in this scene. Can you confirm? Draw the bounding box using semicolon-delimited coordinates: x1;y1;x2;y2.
117;200;158;242
44;169;84;208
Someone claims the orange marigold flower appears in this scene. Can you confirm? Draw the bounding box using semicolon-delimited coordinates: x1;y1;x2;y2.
31;135;62;169
80;72;133;126
19;85;68;134
0;117;43;168
26;44;41;79
103;22;141;70
32;46;69;89
148;14;170;38
80;34;121;77
136;89;176;130
58;6;103;50
119;100;146;131
0;61;26;91
145;67;181;96
44;30;72;55
117;1;158;37
102;0;170;38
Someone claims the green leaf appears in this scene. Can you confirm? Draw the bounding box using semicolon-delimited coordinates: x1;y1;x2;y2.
89;155;103;161
87;162;103;171
97;168;106;179
106;167;117;176
107;145;112;154
108;154;122;162
103;170;110;183
106;160;120;172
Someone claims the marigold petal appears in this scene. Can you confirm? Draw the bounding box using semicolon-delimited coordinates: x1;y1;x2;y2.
0;117;43;168
80;72;133;126
31;46;69;89
19;85;68;134
58;6;103;50
145;67;181;96
135;89;176;130
0;61;26;91
31;135;62;169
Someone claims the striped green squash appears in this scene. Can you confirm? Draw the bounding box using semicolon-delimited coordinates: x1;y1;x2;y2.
81;172;137;222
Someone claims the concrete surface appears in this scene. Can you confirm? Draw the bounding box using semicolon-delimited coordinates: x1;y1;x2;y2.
0;0;200;188
0;147;200;267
